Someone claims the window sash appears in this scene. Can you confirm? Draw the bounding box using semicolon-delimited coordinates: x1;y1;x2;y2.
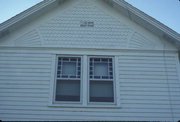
88;57;115;103
55;56;82;103
89;57;113;80
57;57;81;79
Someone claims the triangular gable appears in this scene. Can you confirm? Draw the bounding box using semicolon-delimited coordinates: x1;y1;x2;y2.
0;0;178;50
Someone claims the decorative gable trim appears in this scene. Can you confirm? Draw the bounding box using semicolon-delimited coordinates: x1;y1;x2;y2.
14;29;41;47
0;0;179;48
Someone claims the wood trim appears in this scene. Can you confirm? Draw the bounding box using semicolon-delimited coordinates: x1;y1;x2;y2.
48;54;56;105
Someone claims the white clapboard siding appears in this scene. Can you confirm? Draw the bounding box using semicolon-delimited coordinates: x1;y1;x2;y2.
0;80;49;85
0;48;180;121
0;0;179;120
0;115;173;122
118;53;180;121
0;105;173;112
0;92;48;98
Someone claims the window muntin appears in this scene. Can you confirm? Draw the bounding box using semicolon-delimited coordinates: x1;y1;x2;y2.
89;58;113;79
89;57;114;103
55;57;81;102
57;57;81;79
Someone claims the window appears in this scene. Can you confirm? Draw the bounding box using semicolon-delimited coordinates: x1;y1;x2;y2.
89;57;114;102
52;55;117;107
55;57;81;102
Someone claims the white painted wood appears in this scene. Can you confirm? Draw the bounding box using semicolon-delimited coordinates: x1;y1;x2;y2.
0;109;174;117
14;29;41;47
0;114;173;121
82;55;88;106
0;47;177;56
115;56;121;107
0;0;177;51
0;48;179;121
0;0;179;121
49;54;56;105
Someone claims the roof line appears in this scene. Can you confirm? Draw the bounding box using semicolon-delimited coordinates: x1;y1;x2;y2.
0;0;55;30
111;0;180;42
0;0;60;38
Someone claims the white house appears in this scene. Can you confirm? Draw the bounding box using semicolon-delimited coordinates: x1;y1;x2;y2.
0;0;180;121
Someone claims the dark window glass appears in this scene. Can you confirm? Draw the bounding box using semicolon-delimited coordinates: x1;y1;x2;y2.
90;81;114;102
56;80;80;101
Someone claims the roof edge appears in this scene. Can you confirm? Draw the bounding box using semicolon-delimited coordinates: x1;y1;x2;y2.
0;0;61;38
104;0;180;43
122;0;180;40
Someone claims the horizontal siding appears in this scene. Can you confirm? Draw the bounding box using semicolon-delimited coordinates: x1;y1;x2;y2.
118;54;180;122
0;115;173;121
0;49;180;121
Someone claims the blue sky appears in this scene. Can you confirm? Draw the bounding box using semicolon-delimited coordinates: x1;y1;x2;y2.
0;0;179;34
0;0;43;23
125;0;180;34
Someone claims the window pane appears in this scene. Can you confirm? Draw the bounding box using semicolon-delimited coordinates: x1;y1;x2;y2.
57;57;81;79
56;80;80;101
90;81;114;102
94;63;108;76
89;57;113;79
62;62;76;76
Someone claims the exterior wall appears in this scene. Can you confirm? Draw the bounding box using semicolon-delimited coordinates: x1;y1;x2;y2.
0;0;180;121
0;48;180;121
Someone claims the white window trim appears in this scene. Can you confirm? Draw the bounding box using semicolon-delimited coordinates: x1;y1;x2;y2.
87;56;116;105
49;54;121;108
53;55;83;105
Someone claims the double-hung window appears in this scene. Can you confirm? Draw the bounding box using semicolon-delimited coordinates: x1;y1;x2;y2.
89;57;114;103
52;55;117;107
55;57;81;102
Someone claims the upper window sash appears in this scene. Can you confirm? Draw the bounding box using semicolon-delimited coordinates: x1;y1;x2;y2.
57;57;81;79
89;57;113;80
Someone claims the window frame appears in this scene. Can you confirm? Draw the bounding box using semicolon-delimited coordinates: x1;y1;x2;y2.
53;55;83;105
49;55;120;108
87;56;116;105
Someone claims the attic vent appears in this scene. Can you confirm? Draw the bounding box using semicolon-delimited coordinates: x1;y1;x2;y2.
80;21;94;27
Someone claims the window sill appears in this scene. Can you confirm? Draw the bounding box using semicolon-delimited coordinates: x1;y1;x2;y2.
48;103;121;109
